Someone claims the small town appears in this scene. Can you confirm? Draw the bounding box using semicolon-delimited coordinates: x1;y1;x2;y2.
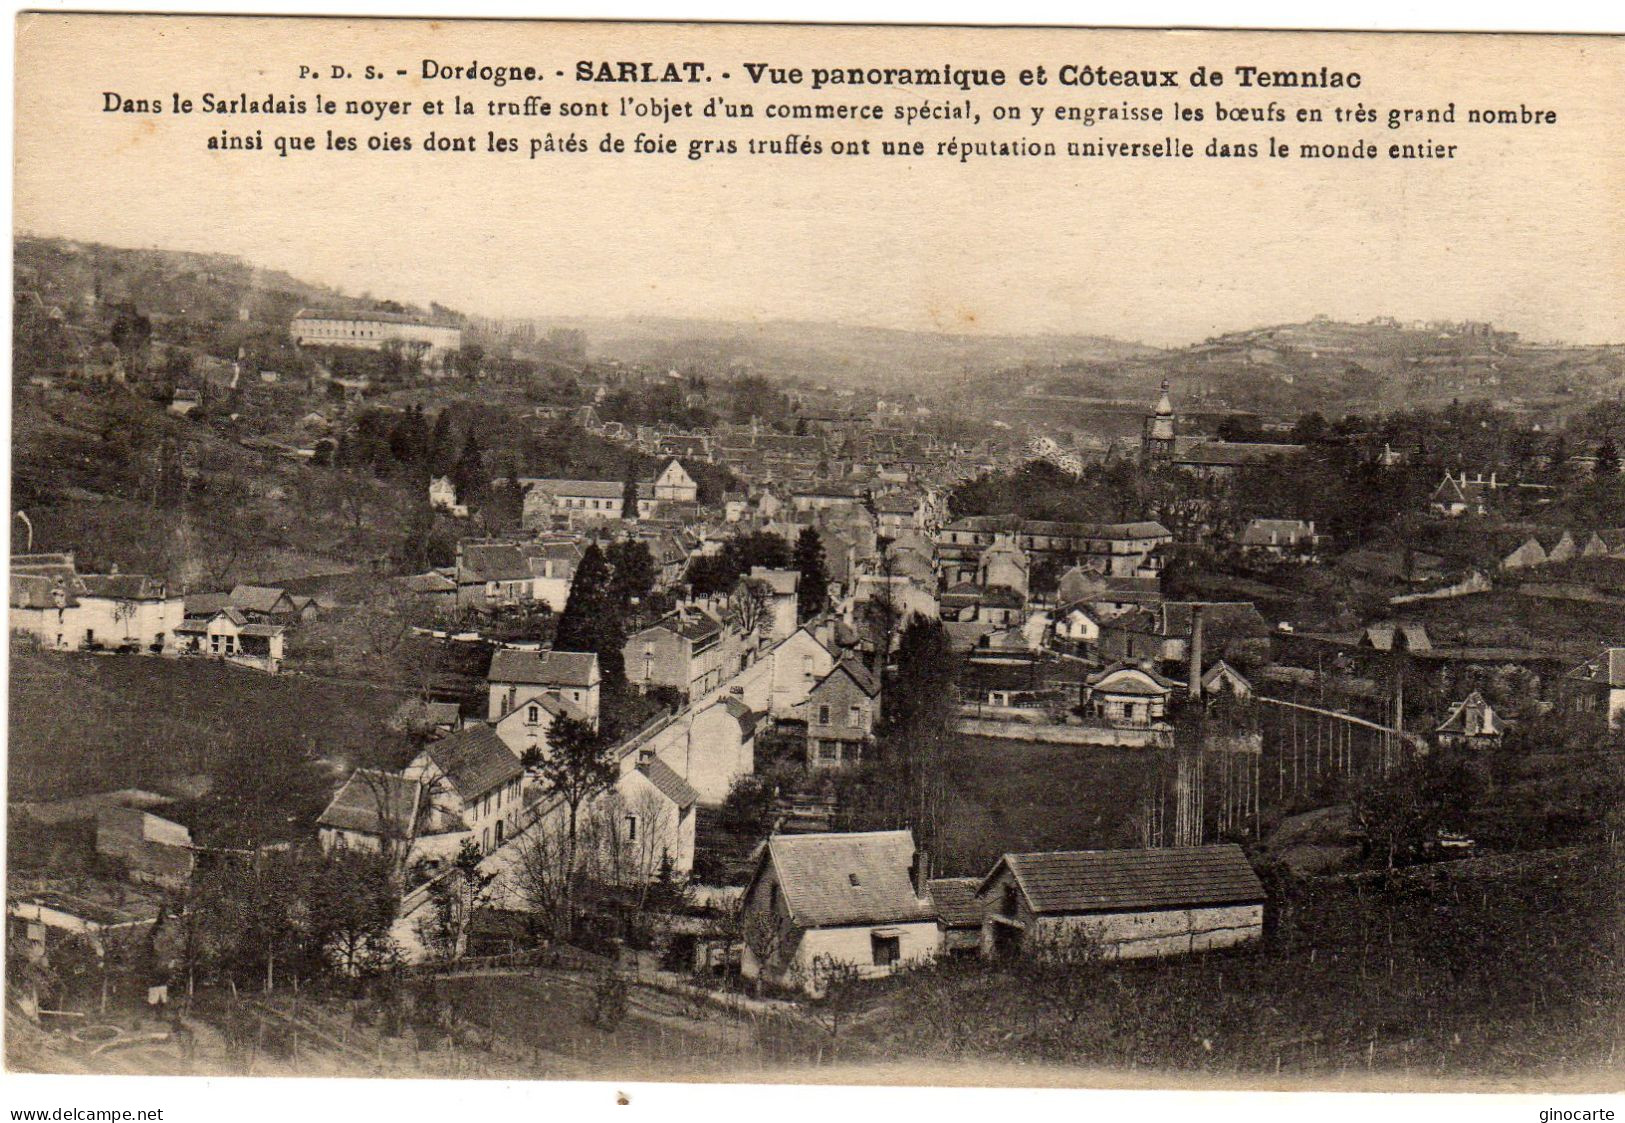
7;235;1623;1084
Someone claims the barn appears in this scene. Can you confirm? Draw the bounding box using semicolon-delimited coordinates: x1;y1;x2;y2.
976;844;1266;961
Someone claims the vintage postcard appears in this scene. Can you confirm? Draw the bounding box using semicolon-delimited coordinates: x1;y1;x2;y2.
6;10;1623;1105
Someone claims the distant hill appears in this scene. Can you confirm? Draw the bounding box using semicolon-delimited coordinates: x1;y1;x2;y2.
1001;316;1625;423
13;235;465;344
524;314;1162;391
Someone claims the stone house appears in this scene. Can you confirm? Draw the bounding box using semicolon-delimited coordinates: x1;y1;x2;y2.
799;659;881;769
624;607;734;699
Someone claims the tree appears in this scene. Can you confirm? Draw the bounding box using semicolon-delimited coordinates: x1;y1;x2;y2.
606;538;656;615
388;405;431;477
451;344;485;380
739;897;792;997
428;409;458;478
877;617;957;857
555;543;627;688
109;305;153;377
621;454;642;521
794;528;830;622
449;431;488;511
717;773;777;839
1349;747;1484;871
511;815;577;940
534;717;618;941
1597;439;1621;478
300;847;401;982
415;839;497;964
728;577;773;639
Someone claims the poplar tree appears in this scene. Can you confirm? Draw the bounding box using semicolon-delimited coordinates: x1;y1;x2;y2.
877;616;957;857
794;527;830;621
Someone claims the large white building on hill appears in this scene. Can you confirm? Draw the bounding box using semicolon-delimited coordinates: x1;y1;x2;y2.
290;309;461;367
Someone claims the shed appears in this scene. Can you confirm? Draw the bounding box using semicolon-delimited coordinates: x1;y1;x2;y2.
976;843;1266;961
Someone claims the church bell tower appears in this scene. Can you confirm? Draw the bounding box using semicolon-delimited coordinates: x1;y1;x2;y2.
1142;379;1176;464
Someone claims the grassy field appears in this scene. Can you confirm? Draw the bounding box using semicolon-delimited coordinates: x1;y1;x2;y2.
431;971;780;1078
8;647;408;803
937;735;1156;877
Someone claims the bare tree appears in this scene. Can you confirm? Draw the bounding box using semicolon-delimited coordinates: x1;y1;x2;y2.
508;814;577;941
803;956;865;1039
728;577;773;640
740;897;793;997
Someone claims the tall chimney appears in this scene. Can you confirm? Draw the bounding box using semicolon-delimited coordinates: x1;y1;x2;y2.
1188;604;1205;701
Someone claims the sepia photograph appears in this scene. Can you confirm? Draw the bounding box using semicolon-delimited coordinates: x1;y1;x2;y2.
5;8;1623;1108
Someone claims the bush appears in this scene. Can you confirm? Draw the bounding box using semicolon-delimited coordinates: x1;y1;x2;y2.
587;969;629;1032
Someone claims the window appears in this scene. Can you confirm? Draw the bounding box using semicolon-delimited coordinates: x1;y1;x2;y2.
871;932;900;967
1002;884;1019;917
527;704;540;726
818;704;831;725
847;703;863;729
818;741;840;762
848;872;861;887
482;828;491;852
625;814;638;841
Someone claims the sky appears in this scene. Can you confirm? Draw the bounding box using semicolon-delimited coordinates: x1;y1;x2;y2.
15;15;1625;346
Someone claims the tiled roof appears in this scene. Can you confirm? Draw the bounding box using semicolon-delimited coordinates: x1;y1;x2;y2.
985;844;1265;915
1566;648;1625;689
503;691;587;724
294;307;448;327
10;573;77;609
765;830;934;928
927;877;983;929
1086;663;1175;696
639;757;700;809
400;571;456;594
229;585;291;613
1362;621;1433;653
459;544;533;584
184;592;234;617
1238;518;1315;546
721;696;762;738
317;770;422;836
749;567;800;595
79;574;170;601
1436;692;1505;737
824;658;880;697
489;648;599;687
423;725;523;800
